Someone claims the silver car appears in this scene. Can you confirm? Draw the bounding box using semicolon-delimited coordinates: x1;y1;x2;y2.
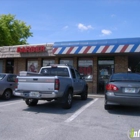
0;73;17;100
104;73;140;110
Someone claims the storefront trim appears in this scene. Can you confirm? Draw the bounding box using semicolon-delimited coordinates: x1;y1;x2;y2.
53;38;140;55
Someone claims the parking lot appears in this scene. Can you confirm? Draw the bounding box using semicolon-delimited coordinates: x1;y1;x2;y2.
0;96;140;140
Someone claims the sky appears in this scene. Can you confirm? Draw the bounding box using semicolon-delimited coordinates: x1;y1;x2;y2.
0;0;140;44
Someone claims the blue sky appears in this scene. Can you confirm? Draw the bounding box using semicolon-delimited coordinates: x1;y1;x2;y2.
1;0;140;44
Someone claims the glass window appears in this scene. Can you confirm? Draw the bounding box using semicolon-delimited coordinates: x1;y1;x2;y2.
78;59;93;81
43;60;55;66
7;75;17;82
0;74;6;80
60;59;73;66
75;70;81;79
70;69;76;79
111;73;140;81
6;59;14;73
40;67;69;77
98;60;114;65
27;60;38;73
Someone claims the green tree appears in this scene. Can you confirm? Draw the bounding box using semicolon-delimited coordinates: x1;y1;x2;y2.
0;14;33;46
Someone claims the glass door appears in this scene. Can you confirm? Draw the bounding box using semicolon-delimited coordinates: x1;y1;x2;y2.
6;59;14;73
97;59;114;93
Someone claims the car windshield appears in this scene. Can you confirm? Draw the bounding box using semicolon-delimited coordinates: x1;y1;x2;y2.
110;73;140;81
0;74;6;80
40;67;69;77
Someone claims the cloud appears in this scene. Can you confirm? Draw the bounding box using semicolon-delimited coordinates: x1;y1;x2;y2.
77;23;93;31
101;29;112;35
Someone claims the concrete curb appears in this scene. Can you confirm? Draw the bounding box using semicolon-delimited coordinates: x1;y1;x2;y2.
88;94;105;98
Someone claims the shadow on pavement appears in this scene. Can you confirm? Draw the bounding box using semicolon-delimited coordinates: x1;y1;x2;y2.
0;96;21;102
107;105;140;116
22;96;94;115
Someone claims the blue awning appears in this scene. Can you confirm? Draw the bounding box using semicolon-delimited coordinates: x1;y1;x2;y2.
53;38;140;55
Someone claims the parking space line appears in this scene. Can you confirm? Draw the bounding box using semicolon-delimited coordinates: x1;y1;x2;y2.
65;98;98;123
0;101;23;107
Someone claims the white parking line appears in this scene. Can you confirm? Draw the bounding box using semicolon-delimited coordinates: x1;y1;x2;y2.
65;98;98;123
0;101;23;107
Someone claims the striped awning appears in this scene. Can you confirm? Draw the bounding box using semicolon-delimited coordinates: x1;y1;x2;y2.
53;38;140;55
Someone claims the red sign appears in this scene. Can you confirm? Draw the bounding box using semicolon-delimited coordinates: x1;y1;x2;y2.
17;45;46;53
78;66;92;75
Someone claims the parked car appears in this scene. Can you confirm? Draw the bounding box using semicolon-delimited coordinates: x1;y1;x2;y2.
104;73;140;110
0;73;17;100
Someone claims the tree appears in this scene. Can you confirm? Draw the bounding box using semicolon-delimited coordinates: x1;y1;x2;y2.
0;14;33;46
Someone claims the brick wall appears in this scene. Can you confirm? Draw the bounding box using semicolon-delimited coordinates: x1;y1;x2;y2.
115;55;128;73
14;58;26;75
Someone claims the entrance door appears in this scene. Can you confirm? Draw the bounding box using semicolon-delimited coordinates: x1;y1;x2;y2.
6;59;14;73
97;59;114;93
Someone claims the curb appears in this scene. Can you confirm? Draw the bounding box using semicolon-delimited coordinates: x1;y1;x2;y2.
88;94;105;98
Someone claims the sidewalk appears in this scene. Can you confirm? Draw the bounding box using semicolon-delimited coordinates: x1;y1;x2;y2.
88;93;104;98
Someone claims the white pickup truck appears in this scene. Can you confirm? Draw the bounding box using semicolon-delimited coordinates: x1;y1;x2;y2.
14;64;88;109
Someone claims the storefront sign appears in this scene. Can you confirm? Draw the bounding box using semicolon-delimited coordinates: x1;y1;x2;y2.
17;45;46;53
78;66;92;75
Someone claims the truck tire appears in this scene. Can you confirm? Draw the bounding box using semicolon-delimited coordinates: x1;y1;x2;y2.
25;99;38;106
3;89;12;100
62;89;73;109
81;86;88;100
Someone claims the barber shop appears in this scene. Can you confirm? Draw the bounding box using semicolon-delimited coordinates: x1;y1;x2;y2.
0;37;140;94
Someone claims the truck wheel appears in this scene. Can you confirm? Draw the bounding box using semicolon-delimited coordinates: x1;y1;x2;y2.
3;89;12;100
81;86;88;100
25;99;38;106
62;89;73;109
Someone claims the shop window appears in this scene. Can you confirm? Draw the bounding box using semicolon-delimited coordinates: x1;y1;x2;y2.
42;60;55;66
60;59;73;66
78;59;93;81
27;60;38;72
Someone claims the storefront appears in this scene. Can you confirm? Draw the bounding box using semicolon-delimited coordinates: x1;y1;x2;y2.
0;38;140;94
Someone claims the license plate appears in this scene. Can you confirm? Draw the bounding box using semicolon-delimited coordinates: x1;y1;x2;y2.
30;92;40;97
125;88;135;93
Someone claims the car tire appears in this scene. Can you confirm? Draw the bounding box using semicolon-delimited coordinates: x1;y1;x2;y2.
62;89;73;109
81;86;88;100
25;99;38;106
3;89;12;100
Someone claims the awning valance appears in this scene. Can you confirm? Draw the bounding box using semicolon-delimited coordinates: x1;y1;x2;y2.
53;38;140;55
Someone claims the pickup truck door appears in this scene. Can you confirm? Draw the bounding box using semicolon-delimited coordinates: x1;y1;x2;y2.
75;70;85;93
70;69;84;93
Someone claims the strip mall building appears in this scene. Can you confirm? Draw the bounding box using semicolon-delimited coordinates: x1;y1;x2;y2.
0;37;140;94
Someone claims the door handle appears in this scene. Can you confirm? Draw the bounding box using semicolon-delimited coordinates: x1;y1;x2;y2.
33;78;38;81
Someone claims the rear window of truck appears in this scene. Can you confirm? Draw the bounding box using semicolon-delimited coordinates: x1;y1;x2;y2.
40;67;69;77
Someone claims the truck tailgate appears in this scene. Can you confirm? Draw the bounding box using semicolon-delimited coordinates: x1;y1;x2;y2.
17;76;55;91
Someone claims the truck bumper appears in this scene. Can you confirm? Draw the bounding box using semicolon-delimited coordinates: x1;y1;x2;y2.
13;90;60;99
